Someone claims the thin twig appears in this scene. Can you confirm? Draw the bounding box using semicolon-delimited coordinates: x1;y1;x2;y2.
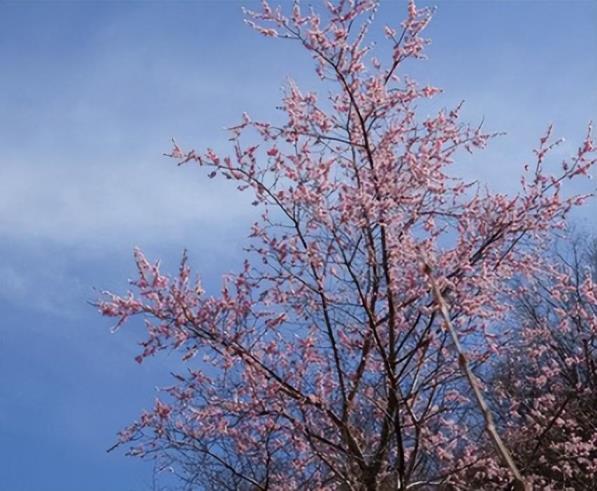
423;263;529;491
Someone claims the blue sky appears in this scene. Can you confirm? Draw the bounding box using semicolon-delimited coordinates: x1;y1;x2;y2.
0;1;595;490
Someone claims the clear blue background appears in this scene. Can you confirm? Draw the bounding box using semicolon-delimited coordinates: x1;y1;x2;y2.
0;1;595;490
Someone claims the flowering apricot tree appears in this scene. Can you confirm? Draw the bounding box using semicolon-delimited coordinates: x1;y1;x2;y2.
98;1;595;489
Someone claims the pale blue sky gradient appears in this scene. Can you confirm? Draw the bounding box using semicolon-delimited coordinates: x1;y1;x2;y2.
0;1;595;490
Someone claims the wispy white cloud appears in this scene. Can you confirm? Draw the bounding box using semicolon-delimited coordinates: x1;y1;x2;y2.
0;156;254;247
0;255;85;317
